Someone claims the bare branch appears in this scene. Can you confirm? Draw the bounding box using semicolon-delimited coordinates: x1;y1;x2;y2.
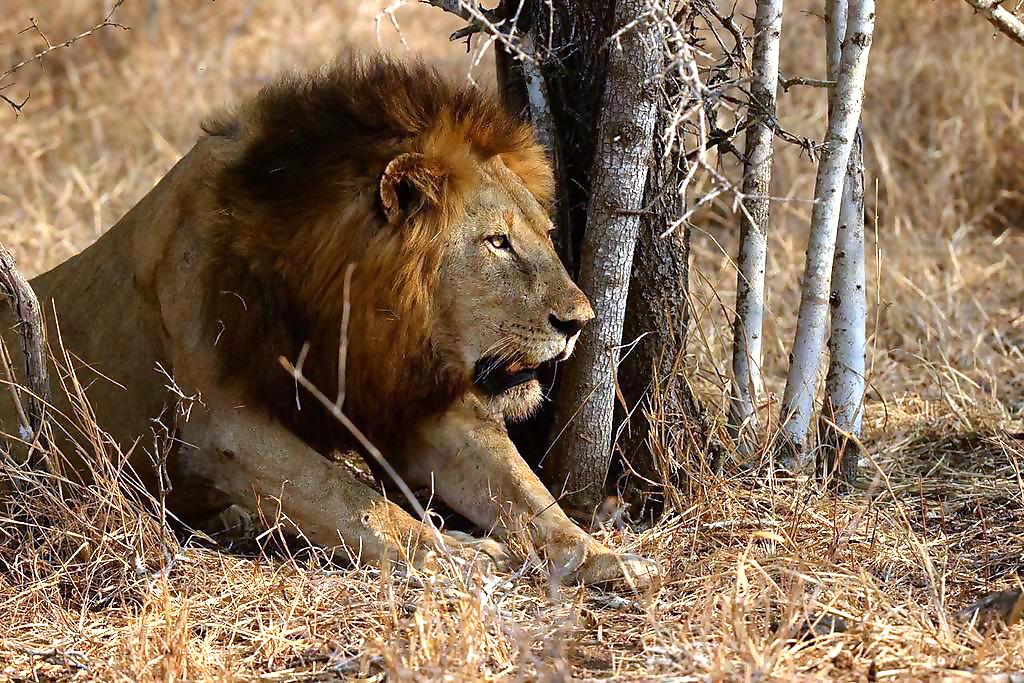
0;1;129;114
417;0;534;62
0;86;29;117
1;3;128;81
779;73;835;92
961;0;1024;46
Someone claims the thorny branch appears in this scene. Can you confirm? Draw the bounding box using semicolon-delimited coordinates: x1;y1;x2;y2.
381;0;534;63
0;0;128;115
409;0;821;240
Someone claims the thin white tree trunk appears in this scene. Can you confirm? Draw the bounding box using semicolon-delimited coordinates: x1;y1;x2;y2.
777;0;875;461
818;0;867;486
961;0;1024;46
729;0;784;456
548;0;659;515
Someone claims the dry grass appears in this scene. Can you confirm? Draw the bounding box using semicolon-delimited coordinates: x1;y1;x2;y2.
1;1;1024;680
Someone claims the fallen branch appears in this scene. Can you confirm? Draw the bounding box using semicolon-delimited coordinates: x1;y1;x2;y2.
0;244;52;473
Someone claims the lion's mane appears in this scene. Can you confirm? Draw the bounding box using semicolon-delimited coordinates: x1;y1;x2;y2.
200;56;553;453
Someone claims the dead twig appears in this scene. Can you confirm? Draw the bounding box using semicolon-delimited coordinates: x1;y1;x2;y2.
0;1;129;114
779;73;836;92
416;0;534;62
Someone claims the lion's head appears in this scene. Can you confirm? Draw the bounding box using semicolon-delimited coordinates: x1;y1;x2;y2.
389;152;594;422
204;55;590;447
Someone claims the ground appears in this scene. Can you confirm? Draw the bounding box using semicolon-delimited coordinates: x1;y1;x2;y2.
1;1;1023;680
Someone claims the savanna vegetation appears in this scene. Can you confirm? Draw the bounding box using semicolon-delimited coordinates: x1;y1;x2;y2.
0;1;1022;679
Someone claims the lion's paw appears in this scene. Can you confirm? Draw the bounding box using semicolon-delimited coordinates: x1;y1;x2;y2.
547;534;660;591
201;504;256;545
571;551;660;591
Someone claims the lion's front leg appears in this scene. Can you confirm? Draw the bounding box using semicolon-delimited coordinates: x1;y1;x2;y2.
173;400;503;571
399;396;658;588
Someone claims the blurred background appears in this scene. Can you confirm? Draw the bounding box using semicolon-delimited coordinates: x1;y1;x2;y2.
1;0;1022;427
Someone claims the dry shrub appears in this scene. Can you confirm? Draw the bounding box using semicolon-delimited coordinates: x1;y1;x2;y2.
0;356;172;615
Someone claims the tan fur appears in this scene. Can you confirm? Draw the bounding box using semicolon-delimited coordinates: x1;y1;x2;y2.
0;56;656;587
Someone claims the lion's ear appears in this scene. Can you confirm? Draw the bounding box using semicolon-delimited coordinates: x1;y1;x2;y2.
379;152;448;225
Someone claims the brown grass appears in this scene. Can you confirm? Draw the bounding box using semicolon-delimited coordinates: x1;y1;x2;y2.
1;1;1023;680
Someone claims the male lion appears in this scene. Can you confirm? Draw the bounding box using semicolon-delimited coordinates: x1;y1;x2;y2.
0;56;655;587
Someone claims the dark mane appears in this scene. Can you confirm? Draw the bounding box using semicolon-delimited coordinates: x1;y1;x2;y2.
200;54;552;455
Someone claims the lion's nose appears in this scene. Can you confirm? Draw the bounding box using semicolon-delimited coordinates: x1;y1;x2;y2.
548;308;593;338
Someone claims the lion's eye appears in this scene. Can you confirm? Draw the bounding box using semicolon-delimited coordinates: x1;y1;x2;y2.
486;234;512;251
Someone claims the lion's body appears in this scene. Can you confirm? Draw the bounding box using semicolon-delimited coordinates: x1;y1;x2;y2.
0;57;654;586
4;141;226;511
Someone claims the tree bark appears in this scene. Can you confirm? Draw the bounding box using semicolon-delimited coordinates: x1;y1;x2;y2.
0;243;52;473
526;0;617;277
817;0;867;489
777;0;875;463
728;0;784;457
547;0;660;515
618;137;689;515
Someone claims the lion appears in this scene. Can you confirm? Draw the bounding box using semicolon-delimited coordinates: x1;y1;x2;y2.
0;56;656;587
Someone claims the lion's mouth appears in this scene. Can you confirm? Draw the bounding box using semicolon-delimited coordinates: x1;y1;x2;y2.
473;356;546;396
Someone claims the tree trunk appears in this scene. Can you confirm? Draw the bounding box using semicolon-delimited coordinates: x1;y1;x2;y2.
546;0;660;516
777;0;874;464
525;0;617;278
493;7;575;269
817;0;867;489
617;134;689;516
728;0;784;457
617;12;723;512
495;0;611;470
458;0;707;516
